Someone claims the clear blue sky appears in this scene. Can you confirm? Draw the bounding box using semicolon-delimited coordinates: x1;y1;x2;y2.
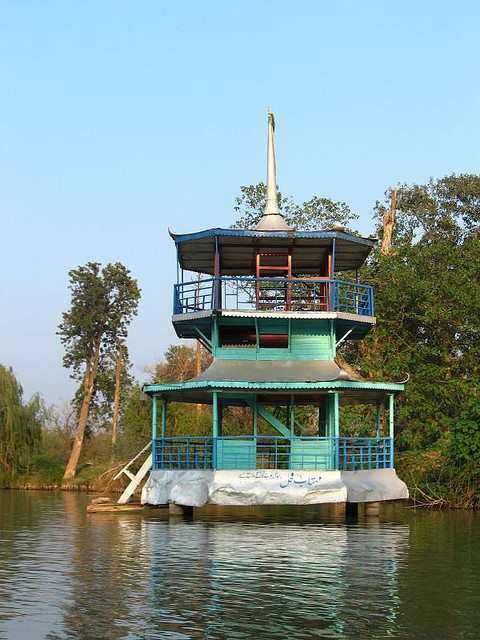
1;0;479;406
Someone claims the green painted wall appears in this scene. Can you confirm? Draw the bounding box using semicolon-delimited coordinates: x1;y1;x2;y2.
213;317;335;361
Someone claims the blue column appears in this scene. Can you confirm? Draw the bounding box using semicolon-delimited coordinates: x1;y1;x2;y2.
333;392;340;469
212;392;219;437
152;396;157;440
151;396;158;470
389;394;394;467
334;392;340;438
330;238;336;311
376;405;382;438
212;392;219;469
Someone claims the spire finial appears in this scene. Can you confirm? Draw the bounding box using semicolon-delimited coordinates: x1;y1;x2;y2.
255;109;292;232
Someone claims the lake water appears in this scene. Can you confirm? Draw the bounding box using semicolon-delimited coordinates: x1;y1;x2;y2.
0;491;479;640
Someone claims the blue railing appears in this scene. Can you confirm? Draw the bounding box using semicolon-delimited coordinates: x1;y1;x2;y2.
173;277;374;316
338;438;393;470
153;436;392;471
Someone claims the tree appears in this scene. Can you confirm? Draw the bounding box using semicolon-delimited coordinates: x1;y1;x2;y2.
232;183;359;231
0;365;44;484
154;344;211;383
234;177;480;504
58;262;141;479
357;175;480;447
120;384;152;446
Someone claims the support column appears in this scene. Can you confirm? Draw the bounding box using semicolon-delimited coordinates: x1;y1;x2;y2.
212;392;219;437
365;501;381;518
333;392;340;438
253;396;258;436
345;502;358;519
334;392;340;470
152;396;158;440
389;394;394;467
211;317;219;357
152;396;158;470
169;503;194;518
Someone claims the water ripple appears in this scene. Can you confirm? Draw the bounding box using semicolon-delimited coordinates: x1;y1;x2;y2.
1;493;480;639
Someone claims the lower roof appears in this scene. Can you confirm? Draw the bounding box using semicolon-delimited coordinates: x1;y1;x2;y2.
190;359;355;383
143;360;404;405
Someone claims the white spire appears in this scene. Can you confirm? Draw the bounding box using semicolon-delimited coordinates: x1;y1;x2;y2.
255;108;292;232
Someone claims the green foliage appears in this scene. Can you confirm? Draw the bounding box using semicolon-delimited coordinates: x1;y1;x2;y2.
22;454;65;485
0;365;44;484
57;262;141;476
155;344;202;383
162;402;213;437
448;399;480;479
232;183;359;232
234;175;480;506
343;174;480;504
374;174;480;246
150;343;213;437
120;384;152;444
58;262;141;381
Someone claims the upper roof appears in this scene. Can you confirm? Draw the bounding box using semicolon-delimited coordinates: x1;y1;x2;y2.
170;227;376;275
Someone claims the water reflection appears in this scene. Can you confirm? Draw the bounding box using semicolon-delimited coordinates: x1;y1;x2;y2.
1;494;480;639
142;512;408;639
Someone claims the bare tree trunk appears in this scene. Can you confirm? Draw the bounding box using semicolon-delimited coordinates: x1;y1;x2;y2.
63;341;100;480
111;344;123;447
381;187;397;256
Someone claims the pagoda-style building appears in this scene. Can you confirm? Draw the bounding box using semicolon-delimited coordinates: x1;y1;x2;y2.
142;112;408;508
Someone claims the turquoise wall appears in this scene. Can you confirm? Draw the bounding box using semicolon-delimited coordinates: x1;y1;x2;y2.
213;317;335;361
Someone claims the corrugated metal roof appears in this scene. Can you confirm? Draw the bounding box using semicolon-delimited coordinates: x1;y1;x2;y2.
143;383;402;406
144;377;404;397
171;310;376;342
169;227;376;274
190;359;355;383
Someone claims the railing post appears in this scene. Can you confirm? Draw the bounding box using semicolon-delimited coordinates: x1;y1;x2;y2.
173;284;178;314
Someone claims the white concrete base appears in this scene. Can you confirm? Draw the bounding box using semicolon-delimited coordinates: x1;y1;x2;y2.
141;468;408;507
341;469;408;503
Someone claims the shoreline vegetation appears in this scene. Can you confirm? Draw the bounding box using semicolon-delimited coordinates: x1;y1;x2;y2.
1;460;141;497
1;454;478;511
2;176;479;509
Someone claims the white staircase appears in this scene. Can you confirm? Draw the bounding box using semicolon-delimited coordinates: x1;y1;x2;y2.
114;441;152;504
